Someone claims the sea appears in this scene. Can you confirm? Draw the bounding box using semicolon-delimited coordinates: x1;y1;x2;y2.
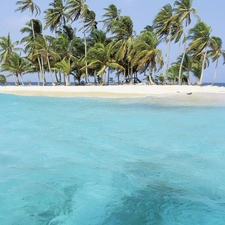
0;93;225;225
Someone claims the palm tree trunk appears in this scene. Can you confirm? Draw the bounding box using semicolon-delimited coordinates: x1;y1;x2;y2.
37;57;45;85
82;18;89;84
130;64;133;85
40;56;46;85
163;30;171;84
37;72;40;85
19;74;24;85
211;58;218;85
117;73;120;85
15;74;19;85
148;66;155;85
199;47;208;85
13;74;18;85
65;74;70;86
47;57;55;86
178;23;189;85
107;68;110;85
94;70;97;85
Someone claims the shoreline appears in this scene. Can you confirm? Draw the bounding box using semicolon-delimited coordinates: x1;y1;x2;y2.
0;85;225;106
1;84;225;96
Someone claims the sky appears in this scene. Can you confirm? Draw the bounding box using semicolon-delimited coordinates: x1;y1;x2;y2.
0;0;225;83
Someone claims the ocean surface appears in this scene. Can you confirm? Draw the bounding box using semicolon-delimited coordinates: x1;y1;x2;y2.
0;94;225;225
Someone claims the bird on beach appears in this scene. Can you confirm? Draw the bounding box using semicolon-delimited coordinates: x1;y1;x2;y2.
187;92;192;95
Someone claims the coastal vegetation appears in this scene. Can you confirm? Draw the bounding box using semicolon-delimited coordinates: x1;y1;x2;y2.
0;0;224;86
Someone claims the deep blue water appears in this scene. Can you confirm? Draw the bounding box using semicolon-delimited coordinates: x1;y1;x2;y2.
0;94;225;225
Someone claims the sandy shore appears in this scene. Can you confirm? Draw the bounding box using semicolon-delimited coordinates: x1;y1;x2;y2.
0;85;225;106
0;85;225;96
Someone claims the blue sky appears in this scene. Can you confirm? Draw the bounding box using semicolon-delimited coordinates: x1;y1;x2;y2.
0;0;225;83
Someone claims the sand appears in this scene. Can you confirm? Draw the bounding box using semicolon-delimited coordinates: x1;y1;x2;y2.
0;85;225;106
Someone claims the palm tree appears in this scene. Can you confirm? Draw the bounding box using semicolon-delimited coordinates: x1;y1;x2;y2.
111;16;135;84
0;75;7;85
15;0;41;38
53;57;77;85
31;35;60;85
167;63;179;84
174;0;200;85
86;42;125;85
132;31;163;85
1;53;31;85
83;10;98;33
208;36;225;85
44;0;67;33
15;0;42;85
65;0;89;83
52;30;78;84
20;19;43;85
153;4;174;82
175;53;194;84
102;4;121;32
0;33;20;63
187;22;212;85
88;29;111;47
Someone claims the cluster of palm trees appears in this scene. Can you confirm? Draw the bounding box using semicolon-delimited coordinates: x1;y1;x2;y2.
0;0;224;86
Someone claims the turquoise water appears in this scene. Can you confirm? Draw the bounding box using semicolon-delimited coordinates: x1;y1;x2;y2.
0;94;225;225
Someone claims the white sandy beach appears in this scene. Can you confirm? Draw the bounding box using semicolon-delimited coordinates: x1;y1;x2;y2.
0;85;225;105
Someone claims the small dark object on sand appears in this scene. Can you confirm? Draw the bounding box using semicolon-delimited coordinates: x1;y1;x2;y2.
187;92;192;95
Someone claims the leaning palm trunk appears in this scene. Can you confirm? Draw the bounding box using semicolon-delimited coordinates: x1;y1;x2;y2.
65;74;70;86
129;63;133;84
19;74;24;85
179;23;189;85
40;56;46;85
82;18;89;84
148;66;155;85
37;72;40;85
31;16;43;84
211;58;218;86
13;74;18;85
37;57;46;85
163;30;171;84
199;47;208;85
178;50;186;85
47;58;55;86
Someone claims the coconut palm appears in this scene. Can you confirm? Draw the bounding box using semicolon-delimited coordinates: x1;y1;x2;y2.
15;0;41;38
0;75;7;85
132;31;163;85
187;22;211;85
174;0;200;84
30;35;60;85
52;30;78;84
102;4;121;32
153;4;174;82
44;0;67;33
1;52;31;85
15;1;43;85
111;16;135;84
53;57;77;85
208;36;225;85
167;63;179;84
88;29;111;47
86;42;125;85
15;0;40;16
83;10;98;33
20;19;44;85
65;0;90;83
0;34;20;63
175;53;193;84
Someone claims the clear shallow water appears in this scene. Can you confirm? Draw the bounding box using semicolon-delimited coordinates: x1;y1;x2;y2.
0;94;225;225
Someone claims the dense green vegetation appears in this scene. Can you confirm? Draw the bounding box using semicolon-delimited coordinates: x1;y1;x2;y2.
0;0;224;86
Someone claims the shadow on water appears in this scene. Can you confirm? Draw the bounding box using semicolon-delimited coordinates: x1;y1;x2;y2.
103;184;225;225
